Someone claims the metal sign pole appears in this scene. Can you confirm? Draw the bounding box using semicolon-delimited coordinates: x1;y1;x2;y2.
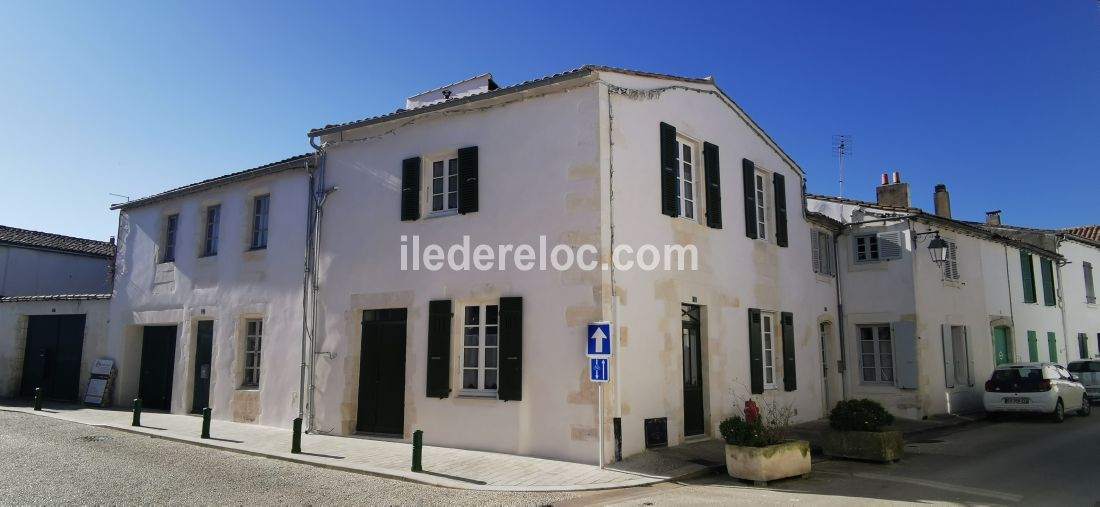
598;382;604;468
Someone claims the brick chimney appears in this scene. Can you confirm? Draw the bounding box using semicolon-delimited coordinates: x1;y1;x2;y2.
986;210;1002;226
876;171;911;208
934;184;952;218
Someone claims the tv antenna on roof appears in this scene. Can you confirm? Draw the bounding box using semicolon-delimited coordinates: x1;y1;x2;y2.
832;135;852;197
109;193;131;202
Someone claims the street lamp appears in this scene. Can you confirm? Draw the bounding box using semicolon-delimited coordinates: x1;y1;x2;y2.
914;230;949;267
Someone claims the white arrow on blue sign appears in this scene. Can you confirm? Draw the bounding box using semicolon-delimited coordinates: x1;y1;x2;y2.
587;322;612;358
590;358;609;382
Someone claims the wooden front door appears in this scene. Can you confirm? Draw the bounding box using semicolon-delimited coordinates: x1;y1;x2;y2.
19;314;86;401
357;309;407;436
993;327;1011;365
191;321;213;413
682;304;704;437
139;325;177;411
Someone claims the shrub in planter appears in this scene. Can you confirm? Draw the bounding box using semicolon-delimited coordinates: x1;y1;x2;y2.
824;399;904;463
720;399;810;486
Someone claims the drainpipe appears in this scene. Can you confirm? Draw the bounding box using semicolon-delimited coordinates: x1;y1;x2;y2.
1002;245;1017;360
1054;236;1071;363
304;135;339;432
298;160;317;425
833;231;848;401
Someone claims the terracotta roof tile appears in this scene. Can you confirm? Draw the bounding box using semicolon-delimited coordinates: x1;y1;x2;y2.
1065;225;1100;243
0;225;114;257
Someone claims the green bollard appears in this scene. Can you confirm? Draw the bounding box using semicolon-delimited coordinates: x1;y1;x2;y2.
33;388;43;411
132;398;142;427
201;407;212;439
291;417;302;454
411;430;423;472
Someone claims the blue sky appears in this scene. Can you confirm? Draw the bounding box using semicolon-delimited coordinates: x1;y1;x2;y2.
2;1;1097;240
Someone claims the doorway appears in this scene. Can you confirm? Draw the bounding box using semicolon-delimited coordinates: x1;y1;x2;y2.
682;304;704;437
993;327;1011;365
139;325;177;411
356;308;407;436
191;321;213;414
19;314;86;401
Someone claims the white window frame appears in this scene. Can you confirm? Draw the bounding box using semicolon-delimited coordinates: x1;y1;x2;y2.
759;312;778;389
243;319;262;388
942;240;960;281
858;324;895;384
754;170;768;239
163;214;178;263
675;137;698;221
250;195;270;250
427;155;459;216
461;304;499;396
854;234;880;263
202;205;220;257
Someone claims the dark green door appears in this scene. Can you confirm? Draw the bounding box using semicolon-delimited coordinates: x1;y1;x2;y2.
357;309;407;436
993;327;1011;365
139;326;177;411
191;321;213;414
682;304;704;437
19;315;86;401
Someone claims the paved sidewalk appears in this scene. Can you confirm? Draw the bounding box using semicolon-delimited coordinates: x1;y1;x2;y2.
0;402;689;492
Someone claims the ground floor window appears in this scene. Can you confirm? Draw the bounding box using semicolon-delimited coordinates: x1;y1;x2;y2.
243;319;262;387
462;305;498;394
859;325;894;383
759;312;777;388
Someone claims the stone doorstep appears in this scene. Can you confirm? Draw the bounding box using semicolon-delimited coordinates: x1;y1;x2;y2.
0;405;690;493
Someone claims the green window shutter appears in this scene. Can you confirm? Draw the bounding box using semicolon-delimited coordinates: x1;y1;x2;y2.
773;173;788;247
498;296;523;401
781;312;796;391
1027;331;1038;362
1047;332;1058;363
941;324;955;389
703;142;722;229
742;159;758;239
1020;252;1037;303
748;308;763;394
1040;258;1056;306
425;300;453;398
660;123;679;217
1079;333;1089;359
401;157;421;221
457;146;479;214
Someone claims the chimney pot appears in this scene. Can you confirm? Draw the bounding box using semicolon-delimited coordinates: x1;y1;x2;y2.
986;210;1002;226
876;171;911;208
934;184;952;218
881;173;888;185
893;171;901;183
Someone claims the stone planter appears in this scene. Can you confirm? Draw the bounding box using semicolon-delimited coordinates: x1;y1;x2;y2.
822;430;904;463
725;440;811;486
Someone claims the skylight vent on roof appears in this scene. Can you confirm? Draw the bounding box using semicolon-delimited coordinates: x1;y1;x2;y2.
406;73;499;109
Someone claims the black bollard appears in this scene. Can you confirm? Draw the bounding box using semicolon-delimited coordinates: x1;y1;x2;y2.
412;430;423;472
291;417;302;454
201;407;211;439
132;398;142;427
33;388;43;411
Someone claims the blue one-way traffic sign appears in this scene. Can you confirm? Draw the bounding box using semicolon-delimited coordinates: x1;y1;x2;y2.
590;358;609;382
587;322;612;358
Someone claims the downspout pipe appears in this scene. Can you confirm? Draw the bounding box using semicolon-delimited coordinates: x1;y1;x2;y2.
304;135;338;432
298;159;318;424
1054;236;1072;363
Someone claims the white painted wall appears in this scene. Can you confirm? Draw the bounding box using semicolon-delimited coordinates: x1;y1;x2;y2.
0;299;110;399
1059;239;1100;360
0;246;112;296
107;165;309;428
998;244;1066;364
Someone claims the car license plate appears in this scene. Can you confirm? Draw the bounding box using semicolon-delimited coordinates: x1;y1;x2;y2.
1003;397;1029;404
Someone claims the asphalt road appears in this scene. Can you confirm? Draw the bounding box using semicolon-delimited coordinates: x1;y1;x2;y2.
0;410;575;506
566;409;1100;506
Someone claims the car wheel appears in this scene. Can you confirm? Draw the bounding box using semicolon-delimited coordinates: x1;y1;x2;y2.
1079;396;1091;417
1052;399;1065;423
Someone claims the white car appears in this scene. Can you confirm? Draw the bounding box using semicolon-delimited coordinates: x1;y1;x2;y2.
983;362;1091;422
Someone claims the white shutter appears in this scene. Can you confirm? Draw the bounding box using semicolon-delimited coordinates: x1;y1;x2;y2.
825;235;836;275
964;327;974;386
879;231;903;260
941;324;955;388
893;321;918;389
811;230;821;273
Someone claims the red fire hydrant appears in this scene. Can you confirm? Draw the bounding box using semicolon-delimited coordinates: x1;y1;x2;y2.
744;399;760;424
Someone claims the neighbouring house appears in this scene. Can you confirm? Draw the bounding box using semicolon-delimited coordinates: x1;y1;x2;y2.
808;176;1064;418
0;226;115;402
108;66;837;464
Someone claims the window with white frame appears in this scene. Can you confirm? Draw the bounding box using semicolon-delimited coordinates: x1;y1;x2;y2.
754;171;768;239
676;137;697;220
811;230;835;276
759;312;777;388
202;205;220;256
163;214;178;262
855;234;880;262
942;240;960;280
462;304;499;394
430;156;459;213
859;324;894;383
243;319;262;387
250;195;270;250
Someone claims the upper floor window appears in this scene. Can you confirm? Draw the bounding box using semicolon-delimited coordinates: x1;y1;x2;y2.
163;214;178;262
1020;251;1037;303
758;312;777;389
811;230;835;276
855;234;879;262
754;171;768;239
430;156;459;214
1085;261;1096;305
251;195;270;250
854;232;902;264
942;240;959;280
462;304;499;395
859;324;894;383
202;205;220;256
676;138;697;220
242;319;262;387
